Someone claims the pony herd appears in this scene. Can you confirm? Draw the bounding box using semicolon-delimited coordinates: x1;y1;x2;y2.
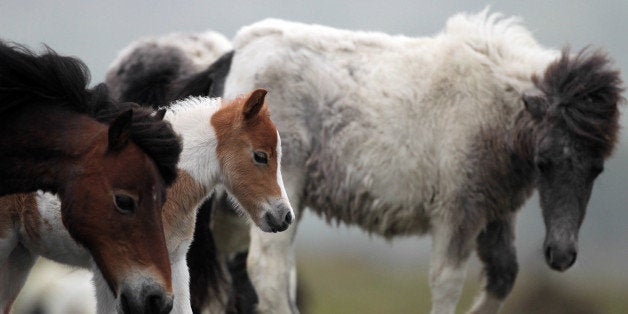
0;10;623;314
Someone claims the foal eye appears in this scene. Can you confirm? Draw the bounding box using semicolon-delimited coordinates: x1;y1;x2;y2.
114;194;136;214
253;151;268;164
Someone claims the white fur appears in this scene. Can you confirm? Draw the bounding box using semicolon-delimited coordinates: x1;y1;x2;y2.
223;10;560;313
12;259;96;314
165;96;223;188
170;244;193;314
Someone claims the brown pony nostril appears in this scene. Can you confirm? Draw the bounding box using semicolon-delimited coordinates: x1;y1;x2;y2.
121;291;132;314
146;292;173;314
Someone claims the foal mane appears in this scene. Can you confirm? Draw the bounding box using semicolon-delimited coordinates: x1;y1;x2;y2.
0;41;181;185
533;48;624;156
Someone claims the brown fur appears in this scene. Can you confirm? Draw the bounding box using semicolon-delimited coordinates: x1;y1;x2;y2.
0;194;35;238
162;170;209;249
211;89;282;221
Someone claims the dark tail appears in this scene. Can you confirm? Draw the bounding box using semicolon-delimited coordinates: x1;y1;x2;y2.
168;50;234;100
187;193;226;313
0;41;90;116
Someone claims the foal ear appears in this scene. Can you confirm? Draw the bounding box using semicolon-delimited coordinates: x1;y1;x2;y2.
522;90;547;120
108;110;133;151
242;88;267;120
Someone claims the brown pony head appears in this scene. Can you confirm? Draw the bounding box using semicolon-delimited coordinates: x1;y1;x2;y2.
62;104;181;314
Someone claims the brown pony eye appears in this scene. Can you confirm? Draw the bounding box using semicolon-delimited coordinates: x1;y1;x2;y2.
114;194;136;214
254;151;268;164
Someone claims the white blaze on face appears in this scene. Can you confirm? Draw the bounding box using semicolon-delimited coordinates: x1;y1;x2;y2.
276;131;293;213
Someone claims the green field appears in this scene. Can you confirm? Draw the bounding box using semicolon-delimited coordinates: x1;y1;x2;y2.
297;253;628;314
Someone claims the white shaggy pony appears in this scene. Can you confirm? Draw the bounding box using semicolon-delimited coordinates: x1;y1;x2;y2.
214;9;622;314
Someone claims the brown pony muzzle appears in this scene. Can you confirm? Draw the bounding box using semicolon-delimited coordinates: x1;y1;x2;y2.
119;276;174;314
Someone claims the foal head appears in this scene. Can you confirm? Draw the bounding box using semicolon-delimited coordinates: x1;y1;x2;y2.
62;101;181;313
521;49;622;271
211;89;294;232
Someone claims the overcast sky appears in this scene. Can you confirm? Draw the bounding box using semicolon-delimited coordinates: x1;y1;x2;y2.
1;0;626;282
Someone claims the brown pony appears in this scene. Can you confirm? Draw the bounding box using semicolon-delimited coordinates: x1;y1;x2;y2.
0;42;181;314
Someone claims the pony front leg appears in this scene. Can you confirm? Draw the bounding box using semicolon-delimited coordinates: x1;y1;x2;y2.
248;224;299;314
429;221;474;314
0;243;36;314
92;263;118;314
468;216;518;314
171;252;193;314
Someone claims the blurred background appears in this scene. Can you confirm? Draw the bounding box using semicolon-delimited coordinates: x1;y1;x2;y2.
2;1;626;313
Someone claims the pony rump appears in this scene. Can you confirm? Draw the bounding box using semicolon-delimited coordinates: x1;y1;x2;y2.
533;48;624;156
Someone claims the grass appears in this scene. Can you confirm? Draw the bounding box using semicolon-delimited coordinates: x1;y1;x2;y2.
297;253;628;314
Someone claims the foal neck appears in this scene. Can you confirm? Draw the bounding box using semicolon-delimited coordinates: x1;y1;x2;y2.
0;106;106;195
164;97;223;189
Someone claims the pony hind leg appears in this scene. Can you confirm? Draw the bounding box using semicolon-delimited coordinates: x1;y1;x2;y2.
468;216;518;314
0;243;37;314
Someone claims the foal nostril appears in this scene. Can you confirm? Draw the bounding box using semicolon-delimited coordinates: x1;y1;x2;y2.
146;292;173;314
284;211;294;224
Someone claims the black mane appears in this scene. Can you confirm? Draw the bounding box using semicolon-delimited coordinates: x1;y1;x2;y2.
0;41;181;185
533;48;624;156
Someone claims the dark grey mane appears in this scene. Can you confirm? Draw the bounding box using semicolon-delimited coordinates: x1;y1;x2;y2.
533;48;624;156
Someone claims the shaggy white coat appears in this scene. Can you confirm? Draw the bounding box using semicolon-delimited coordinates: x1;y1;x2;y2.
223;10;559;314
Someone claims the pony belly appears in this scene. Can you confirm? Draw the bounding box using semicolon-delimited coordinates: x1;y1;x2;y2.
306;193;432;238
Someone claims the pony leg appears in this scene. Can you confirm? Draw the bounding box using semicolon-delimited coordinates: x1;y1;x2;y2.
429;221;474;314
92;263;118;314
0;243;36;314
468;216;518;314
247;222;299;314
171;252;193;314
247;170;303;314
